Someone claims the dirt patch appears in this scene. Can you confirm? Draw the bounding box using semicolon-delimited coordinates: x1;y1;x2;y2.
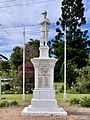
0;105;90;120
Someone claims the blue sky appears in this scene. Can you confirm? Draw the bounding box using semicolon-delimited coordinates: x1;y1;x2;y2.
0;0;90;59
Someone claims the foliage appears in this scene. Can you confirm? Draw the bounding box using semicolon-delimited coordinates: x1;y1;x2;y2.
25;39;39;63
16;63;34;93
0;101;9;107
49;37;64;82
72;66;90;93
9;100;18;106
54;82;64;93
8;70;17;89
2;82;11;91
1;94;33;105
70;98;80;104
61;0;90;69
0;60;10;72
50;0;90;86
10;46;23;70
80;97;90;107
70;97;90;107
66;60;78;88
54;60;64;82
54;60;78;88
8;39;39;93
18;63;34;72
0;100;18;108
1;93;90;106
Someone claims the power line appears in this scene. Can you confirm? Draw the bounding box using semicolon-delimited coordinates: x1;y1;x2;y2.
0;24;40;36
0;0;57;9
0;28;54;35
0;28;40;33
0;24;55;30
0;23;55;31
0;23;56;34
0;24;40;31
0;27;40;35
0;32;40;35
0;25;10;35
0;22;56;37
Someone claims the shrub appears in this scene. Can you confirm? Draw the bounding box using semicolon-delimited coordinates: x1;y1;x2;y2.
80;97;90;107
2;83;11;91
2;90;15;94
0;100;18;108
72;67;90;94
9;100;18;106
0;101;7;108
70;98;80;104
70;97;90;107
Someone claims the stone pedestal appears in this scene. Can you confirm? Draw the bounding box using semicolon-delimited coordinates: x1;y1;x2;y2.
21;58;67;116
39;46;49;57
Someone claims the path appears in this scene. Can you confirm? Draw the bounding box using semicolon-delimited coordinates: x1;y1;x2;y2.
0;105;90;120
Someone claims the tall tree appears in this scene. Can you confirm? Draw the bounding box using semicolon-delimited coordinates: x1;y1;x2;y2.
0;60;10;78
61;0;89;68
0;60;10;72
13;39;40;93
10;46;23;69
51;0;90;84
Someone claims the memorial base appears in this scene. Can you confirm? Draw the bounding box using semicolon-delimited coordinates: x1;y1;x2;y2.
21;105;67;116
21;57;67;116
21;89;67;116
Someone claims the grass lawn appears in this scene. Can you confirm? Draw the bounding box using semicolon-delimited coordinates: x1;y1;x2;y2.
0;93;90;106
0;94;33;105
56;93;90;102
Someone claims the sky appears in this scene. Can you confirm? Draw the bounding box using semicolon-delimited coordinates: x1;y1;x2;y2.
0;0;90;59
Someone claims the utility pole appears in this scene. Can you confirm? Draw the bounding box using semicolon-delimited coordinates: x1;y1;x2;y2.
22;27;26;102
64;24;67;102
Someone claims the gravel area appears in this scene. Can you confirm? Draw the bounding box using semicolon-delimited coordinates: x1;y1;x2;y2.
0;105;90;120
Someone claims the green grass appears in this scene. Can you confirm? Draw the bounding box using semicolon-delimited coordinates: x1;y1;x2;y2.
56;93;90;102
54;82;64;86
0;82;90;106
0;93;90;106
0;94;33;105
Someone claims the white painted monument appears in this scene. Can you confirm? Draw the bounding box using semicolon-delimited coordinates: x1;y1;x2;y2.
21;10;67;116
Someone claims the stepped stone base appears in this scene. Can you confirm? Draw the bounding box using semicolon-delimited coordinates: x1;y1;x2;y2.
21;89;67;116
21;105;67;116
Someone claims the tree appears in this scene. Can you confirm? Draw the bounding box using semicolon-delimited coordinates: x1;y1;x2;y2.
25;39;39;63
72;66;90;93
23;39;39;92
0;60;10;72
17;63;34;93
10;46;23;69
0;60;10;79
61;0;90;68
50;0;90;85
66;60;77;88
49;36;64;82
12;39;40;93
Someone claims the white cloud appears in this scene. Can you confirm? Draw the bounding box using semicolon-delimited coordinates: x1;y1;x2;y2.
0;0;61;26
